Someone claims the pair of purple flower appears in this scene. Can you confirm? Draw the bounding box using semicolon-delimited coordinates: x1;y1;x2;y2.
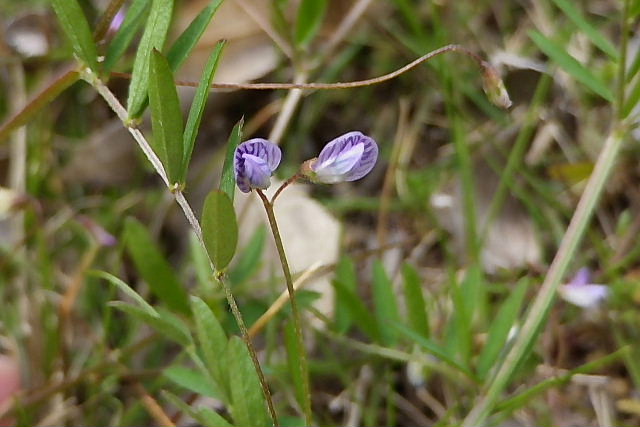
234;131;378;193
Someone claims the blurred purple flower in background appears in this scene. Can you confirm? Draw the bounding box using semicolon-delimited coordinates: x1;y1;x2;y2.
234;138;282;193
559;267;609;308
305;131;378;184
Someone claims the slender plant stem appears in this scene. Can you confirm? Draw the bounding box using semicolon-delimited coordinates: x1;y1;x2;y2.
81;70;278;426
271;174;302;204
256;189;313;426
616;0;630;119
94;0;127;42
110;44;497;91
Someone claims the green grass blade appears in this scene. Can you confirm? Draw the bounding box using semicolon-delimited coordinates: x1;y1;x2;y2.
402;263;429;338
123;217;190;314
91;270;157;316
167;0;225;71
333;256;358;333
294;0;327;47
182;41;226;182
550;0;618;59
109;302;192;346
476;278;529;380
219;119;244;202
227;336;272;427
393;322;475;379
103;0;151;72
332;278;380;342
51;0;98;70
622;77;640;118
127;0;174;118
148;49;184;184
372;260;401;345
529;30;613;101
201;190;238;271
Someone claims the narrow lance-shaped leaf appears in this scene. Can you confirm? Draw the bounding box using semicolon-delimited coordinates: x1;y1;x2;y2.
167;0;225;71
127;0;174;118
402;263;429;338
164;365;222;399
372;260;401;345
123;217;190;314
228;337;272;427
109;302;192;346
476;279;529;379
201;190;238;270
294;0;327;47
103;0;151;72
51;0;98;70
190;296;230;400
549;0;618;60
529;30;613;101
219;119;244;202
91;270;158;316
162;391;233;427
333;256;358;334
182;41;227;182
148;49;184;184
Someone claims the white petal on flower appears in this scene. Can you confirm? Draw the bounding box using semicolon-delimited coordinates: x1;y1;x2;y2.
559;283;609;308
243;153;272;189
315;143;364;183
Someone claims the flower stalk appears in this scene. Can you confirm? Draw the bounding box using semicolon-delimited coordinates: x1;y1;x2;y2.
256;189;313;426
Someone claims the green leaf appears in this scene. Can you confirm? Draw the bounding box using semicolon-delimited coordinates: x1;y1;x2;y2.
219;119;244;203
164;365;221;399
109;302;192;346
127;0;174;118
123;217;190;314
549;0;618;60
284;322;305;411
529;30;613;101
167;0;225;71
393;322;474;379
294;0;327;47
227;336;272;427
622;78;640;118
51;0;98;70
201;191;238;270
190;296;229;399
182;41;227;182
91;270;157;316
103;0;151;72
332;278;380;342
333;256;358;334
372;260;400;345
402;263;429;338
476;279;529;379
163;390;234;427
228;226;266;285
148;49;184;184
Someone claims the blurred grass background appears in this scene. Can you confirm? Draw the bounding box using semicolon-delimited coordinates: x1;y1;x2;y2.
1;0;640;425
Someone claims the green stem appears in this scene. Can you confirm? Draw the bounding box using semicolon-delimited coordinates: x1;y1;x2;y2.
256;189;313;426
217;274;279;427
616;0;630;119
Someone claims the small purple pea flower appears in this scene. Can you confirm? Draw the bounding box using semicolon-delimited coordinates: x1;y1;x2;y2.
234;138;282;193
559;267;609;308
302;131;378;184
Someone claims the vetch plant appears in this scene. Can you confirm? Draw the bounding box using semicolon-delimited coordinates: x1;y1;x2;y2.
234;131;378;425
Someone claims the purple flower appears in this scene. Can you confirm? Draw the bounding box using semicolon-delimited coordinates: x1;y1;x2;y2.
234;139;282;193
559;268;609;308
305;131;378;183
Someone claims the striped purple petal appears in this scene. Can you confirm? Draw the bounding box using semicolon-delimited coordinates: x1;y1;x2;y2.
234;138;281;193
312;131;378;183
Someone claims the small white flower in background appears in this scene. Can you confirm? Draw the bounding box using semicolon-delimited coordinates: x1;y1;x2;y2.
559;267;609;308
